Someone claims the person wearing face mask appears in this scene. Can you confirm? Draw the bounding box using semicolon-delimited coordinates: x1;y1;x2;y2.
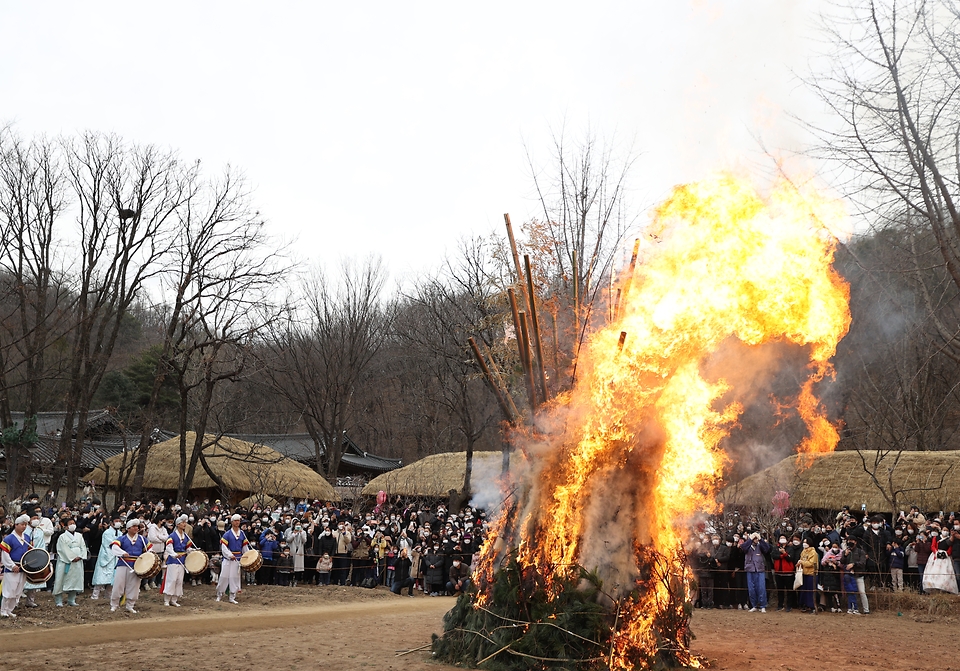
797;538;819;613
728;534;748;609
144;516;169;590
943;519;960;592
446;556;470;596
22;509;49;608
711;534;731;609
771;536;797;612
423;544;445;596
850;516;891;590
333;523;352;586
91;513;124;600
695;537;720;609
53;516;88;607
110;518;152;614
738;532;769;612
284;520;307;586
820;543;843;612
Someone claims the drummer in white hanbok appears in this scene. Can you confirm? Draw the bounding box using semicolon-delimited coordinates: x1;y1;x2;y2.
162;515;195;607
110;519;152;614
92;514;123;600
0;514;32;617
217;514;248;604
23;508;51;608
53;516;88;606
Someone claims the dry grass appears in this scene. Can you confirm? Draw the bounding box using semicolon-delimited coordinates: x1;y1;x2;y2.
84;432;337;500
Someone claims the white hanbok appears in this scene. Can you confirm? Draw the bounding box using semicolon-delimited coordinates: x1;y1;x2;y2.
923;545;958;594
53;530;88;595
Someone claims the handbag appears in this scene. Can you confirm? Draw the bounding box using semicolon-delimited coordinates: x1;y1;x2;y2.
793;564;803;590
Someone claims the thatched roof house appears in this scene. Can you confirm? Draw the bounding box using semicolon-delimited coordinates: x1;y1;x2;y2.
720;450;960;514
362;451;502;497
238;494;281;509
85;433;336;501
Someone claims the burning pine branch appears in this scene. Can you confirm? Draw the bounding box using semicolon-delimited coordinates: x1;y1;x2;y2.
446;174;852;670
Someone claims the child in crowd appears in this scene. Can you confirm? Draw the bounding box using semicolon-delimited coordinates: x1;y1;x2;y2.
316;552;333;586
276;547;294;587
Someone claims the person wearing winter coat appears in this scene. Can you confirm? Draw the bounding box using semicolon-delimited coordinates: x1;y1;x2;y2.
316;553;333;585
712;536;732;609
820;543;843;612
738;533;770;612
888;539;905;591
259;532;279;586
391;549;415;596
771;535;797;612
842;537;870;614
423;546;445;596
446;557;471;595
798;540;819;613
276;548;294;586
284;524;307;585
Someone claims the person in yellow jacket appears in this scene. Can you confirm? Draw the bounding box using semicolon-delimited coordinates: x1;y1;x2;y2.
798;540;819;614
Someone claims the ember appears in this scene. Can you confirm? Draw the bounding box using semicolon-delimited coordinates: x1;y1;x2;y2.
435;174;852;670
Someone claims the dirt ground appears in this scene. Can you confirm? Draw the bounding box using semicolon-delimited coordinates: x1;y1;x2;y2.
2;584;958;670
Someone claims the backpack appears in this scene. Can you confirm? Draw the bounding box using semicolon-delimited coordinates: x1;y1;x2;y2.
359;576;377;589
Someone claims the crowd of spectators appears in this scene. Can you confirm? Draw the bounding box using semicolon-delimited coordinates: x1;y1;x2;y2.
0;491;489;603
691;505;960;615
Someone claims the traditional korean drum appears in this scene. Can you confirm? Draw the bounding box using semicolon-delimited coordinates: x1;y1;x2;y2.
239;549;262;573
184;550;209;575
20;548;52;584
133;551;162;579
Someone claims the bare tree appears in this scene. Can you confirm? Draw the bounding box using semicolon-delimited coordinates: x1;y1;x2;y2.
810;0;960;353
264;258;391;481
0;130;72;498
522;127;638;379
397;237;503;500
52;133;187;502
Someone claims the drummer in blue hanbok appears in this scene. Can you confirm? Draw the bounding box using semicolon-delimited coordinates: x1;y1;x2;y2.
217;514;248;603
23;508;50;608
53;516;88;606
0;514;32;618
109;519;152;614
162;514;195;607
92;514;124;600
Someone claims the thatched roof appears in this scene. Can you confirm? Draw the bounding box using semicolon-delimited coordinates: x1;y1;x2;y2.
238;494;281;509
84;433;336;500
362;451;502;497
719;450;960;514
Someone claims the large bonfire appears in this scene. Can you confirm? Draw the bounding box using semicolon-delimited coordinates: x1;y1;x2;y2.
434;174;852;670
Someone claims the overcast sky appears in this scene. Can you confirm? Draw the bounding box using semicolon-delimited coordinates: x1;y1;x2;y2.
2;1;834;282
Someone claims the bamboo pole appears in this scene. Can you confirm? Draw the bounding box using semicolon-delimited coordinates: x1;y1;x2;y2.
508;288;531;390
518;310;538;408
504;213;528;309
524;254;549;403
468;338;517;423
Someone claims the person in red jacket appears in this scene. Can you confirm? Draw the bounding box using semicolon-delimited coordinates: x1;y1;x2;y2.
771;535;797;612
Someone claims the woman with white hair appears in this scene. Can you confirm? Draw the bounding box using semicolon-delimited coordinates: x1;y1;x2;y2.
162;515;195;607
0;514;32;617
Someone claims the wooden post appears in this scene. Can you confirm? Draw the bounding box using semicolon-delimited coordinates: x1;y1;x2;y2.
504;213;528;309
617;331;627;354
524;255;549;403
468;338;517;423
518;310;538;409
508;288;531;386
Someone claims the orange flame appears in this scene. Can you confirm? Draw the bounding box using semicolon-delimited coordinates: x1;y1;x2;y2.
479;174;851;669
